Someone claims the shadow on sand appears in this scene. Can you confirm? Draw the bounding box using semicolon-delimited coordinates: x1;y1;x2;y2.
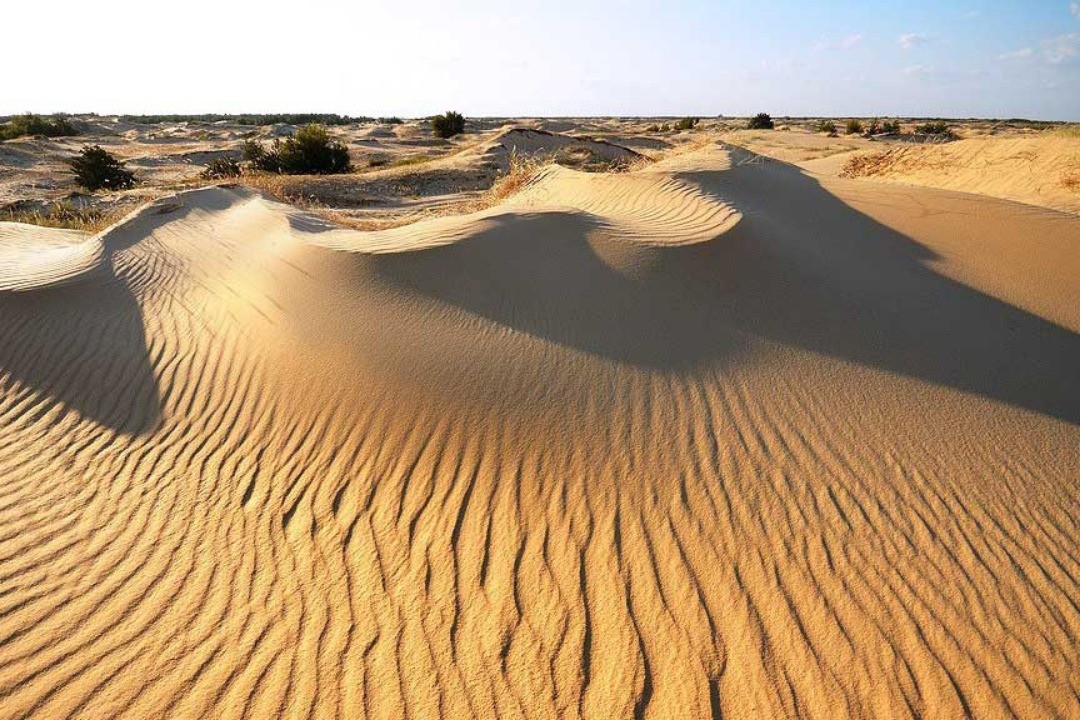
0;226;165;435
370;154;1080;424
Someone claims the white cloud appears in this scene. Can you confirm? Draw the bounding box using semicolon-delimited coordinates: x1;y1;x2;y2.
898;33;927;50
902;64;930;77
840;33;862;49
999;47;1034;60
1043;33;1080;63
1071;3;1080;19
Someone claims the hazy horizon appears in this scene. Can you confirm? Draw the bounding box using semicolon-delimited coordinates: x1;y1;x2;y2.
4;0;1079;121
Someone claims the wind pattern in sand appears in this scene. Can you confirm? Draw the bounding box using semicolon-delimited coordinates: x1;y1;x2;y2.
1;145;1078;719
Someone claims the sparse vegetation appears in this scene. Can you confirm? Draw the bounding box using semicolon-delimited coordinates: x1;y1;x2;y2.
118;114;366;126
914;120;951;136
0;114;78;141
881;119;901;134
864;120;881;136
748;113;774;130
243;124;352;175
69;145;136;192
431;111;466;139
814;119;837;134
676;117;700;131
845;119;864;135
379;117;404;125
201;156;242;179
0;200;129;232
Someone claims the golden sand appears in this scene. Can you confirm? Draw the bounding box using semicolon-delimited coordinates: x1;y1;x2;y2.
0;144;1077;718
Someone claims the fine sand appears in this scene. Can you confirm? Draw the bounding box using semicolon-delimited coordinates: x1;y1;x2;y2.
837;133;1080;215
0;142;1078;719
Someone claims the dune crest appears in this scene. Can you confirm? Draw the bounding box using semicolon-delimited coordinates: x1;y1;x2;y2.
0;223;102;291
0;146;1077;719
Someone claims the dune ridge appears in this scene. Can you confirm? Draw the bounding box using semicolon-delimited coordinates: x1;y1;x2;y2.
0;223;103;291
0;144;1077;719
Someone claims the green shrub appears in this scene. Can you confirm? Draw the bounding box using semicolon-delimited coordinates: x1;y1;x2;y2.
201;156;242;179
243;124;351;174
881;119;901;133
379;117;404;125
747;113;774;130
914;120;951;135
845;119;864;135
69;145;135;191
431;111;465;139
814;119;837;134
864;120;882;136
242;139;266;163
676;117;700;131
0;114;78;141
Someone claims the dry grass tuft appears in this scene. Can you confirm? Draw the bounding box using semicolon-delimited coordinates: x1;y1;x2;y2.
0;201;132;233
840;151;893;178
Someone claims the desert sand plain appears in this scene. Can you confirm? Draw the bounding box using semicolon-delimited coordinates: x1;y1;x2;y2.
0;116;1078;719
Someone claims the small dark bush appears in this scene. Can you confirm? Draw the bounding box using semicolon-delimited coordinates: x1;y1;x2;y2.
864;120;882;136
431;111;465;139
845;119;864;135
676;117;700;131
747;113;774;130
914;120;951;135
242;139;266;163
379;117;404;125
202;156;242;179
69;145;135;192
814;119;837;134
244;124;351;175
0;114;78;141
881;119;901;133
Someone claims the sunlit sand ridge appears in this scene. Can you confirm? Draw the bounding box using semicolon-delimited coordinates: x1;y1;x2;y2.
0;144;1077;719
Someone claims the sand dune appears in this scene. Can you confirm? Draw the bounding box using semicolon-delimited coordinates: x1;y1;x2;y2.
0;223;102;291
839;133;1080;215
0;144;1078;719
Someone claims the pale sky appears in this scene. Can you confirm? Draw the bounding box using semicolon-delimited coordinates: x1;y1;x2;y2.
3;0;1078;119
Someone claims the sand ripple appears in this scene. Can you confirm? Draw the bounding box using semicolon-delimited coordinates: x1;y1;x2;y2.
0;149;1077;719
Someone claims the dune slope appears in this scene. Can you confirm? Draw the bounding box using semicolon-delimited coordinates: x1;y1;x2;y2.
839;133;1080;215
0;146;1078;719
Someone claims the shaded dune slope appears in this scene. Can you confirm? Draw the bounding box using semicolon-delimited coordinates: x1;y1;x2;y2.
0;147;1078;719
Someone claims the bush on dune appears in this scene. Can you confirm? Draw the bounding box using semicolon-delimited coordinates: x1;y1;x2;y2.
431;111;466;139
69;145;135;192
914;120;952;136
845;119;864;135
243;124;352;175
676;117;700;131
881;119;901;133
0;114;78;141
814;119;837;134
748;112;774;130
201;156;242;179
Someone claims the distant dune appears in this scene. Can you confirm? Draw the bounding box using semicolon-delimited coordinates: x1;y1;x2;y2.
0;143;1077;718
840;133;1080;214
